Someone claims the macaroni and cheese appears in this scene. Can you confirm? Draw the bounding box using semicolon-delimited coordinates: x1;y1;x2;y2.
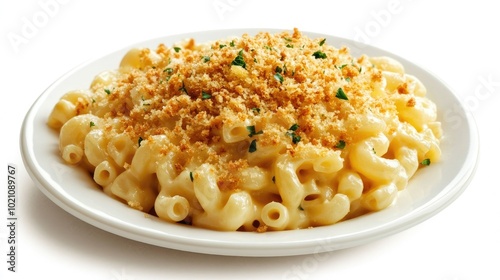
48;28;442;232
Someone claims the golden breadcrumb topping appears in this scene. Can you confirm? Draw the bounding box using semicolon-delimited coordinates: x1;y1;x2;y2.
89;28;400;189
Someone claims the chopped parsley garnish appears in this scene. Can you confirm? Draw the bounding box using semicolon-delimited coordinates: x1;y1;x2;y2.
219;44;226;49
273;65;285;83
246;125;263;137
336;88;348;100
230;40;235;47
163;67;174;73
291;134;301;144
174;46;181;53
231;50;246;69
286;124;301;144
319;38;326;46
89;121;95;127
335;140;346;149
421;158;431;166
138;136;144;147
104;88;111;95
189;172;194;182
201;91;212;100
203;56;210;63
289;124;299;131
312;50;327;59
164;68;174;81
248;139;257;153
274;73;284;84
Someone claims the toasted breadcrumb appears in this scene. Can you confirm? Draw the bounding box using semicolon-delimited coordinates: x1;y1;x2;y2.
89;28;402;199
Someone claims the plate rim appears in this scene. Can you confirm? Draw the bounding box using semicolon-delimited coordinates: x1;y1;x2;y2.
20;28;480;257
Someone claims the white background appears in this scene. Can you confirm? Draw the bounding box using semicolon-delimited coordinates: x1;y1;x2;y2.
1;0;498;279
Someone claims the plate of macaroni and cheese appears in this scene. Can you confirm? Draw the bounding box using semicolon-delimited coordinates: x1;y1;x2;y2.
21;28;478;256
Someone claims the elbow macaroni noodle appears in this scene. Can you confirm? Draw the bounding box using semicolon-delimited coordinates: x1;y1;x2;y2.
47;29;442;232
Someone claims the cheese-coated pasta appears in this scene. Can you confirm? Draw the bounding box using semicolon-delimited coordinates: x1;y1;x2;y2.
48;29;442;231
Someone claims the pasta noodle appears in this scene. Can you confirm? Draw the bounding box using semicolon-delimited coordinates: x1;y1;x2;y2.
47;28;442;232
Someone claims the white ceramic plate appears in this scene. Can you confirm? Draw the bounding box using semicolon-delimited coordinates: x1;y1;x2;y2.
20;29;479;257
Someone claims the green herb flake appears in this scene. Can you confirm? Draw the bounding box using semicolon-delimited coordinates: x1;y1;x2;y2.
163;67;173;74
421;158;431;166
335;140;346;149
203;56;210;63
274;72;284;84
251;107;261;114
246;125;263;137
89;121;95;127
138;136;144;147
312;50;327;59
174;46;181;53
189;171;194;182
289;124;299;131
201;91;212;100
248;139;258;153
219;44;226;49
104;88;111;95
286;124;301;144
230;40;235;47
336;88;348;100
319;38;326;46
231;50;246;69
